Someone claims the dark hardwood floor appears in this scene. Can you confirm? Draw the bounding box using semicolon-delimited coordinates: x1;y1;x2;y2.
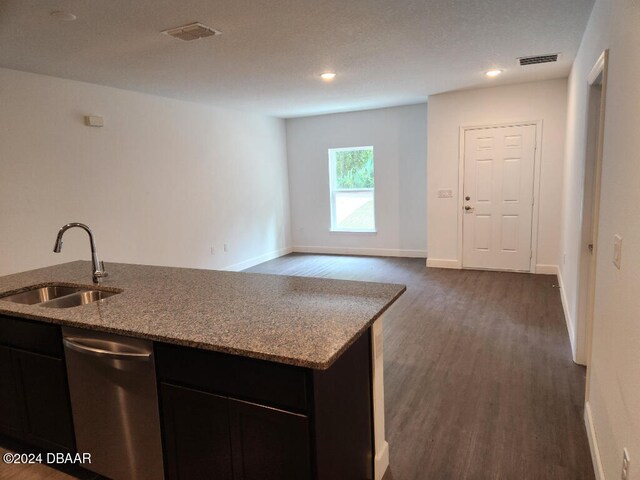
246;254;595;480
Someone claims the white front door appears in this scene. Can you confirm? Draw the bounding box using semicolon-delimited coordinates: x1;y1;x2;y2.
462;124;537;271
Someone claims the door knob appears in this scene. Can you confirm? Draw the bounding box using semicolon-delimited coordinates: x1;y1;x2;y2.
465;196;471;201
465;205;472;211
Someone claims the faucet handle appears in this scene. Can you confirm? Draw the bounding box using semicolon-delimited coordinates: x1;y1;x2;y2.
95;261;108;278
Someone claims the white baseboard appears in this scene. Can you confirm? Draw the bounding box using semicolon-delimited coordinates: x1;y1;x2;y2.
585;402;605;480
223;247;293;272
426;258;461;269
374;440;389;480
292;245;427;258
535;264;559;275
556;268;578;363
425;261;560;273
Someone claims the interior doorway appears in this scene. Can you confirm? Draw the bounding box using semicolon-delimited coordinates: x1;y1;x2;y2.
576;50;609;370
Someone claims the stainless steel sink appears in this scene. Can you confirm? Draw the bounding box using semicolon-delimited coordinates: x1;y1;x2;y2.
0;284;121;308
0;285;84;305
40;290;118;309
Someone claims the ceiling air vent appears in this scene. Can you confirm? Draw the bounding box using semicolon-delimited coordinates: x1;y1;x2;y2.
162;22;221;41
518;53;559;66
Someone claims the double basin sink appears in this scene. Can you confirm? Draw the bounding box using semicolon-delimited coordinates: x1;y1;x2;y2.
0;284;121;309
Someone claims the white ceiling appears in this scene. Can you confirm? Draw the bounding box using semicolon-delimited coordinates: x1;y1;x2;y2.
0;0;594;118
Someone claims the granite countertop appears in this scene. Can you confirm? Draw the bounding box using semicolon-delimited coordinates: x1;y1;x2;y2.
0;261;405;369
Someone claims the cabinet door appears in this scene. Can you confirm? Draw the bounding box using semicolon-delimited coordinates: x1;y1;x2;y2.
14;350;75;451
229;398;311;480
0;346;26;435
161;383;234;480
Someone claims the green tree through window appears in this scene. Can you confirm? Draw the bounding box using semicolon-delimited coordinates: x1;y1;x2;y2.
328;146;375;232
335;149;374;189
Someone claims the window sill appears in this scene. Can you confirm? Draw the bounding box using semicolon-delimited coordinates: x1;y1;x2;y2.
329;229;377;234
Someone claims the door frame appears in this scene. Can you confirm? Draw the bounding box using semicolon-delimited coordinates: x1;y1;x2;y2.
581;50;609;379
457;120;543;272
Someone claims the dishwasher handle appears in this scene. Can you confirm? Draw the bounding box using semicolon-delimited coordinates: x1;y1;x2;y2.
63;338;152;361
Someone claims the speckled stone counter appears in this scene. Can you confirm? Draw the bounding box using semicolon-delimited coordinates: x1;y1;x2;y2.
0;261;405;369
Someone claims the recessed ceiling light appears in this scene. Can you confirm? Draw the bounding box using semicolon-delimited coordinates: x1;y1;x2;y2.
50;11;77;21
485;69;503;77
320;72;336;81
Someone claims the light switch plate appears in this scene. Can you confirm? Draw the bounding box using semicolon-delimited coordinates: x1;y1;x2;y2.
84;115;104;127
438;189;453;198
613;235;622;269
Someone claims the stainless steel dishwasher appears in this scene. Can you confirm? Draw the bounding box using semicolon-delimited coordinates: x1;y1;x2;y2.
62;327;165;480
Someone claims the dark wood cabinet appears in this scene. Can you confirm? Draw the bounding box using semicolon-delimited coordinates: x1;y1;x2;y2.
157;330;373;480
228;398;310;480
0;316;75;452
0;345;26;434
161;383;234;480
160;382;311;480
14;349;75;450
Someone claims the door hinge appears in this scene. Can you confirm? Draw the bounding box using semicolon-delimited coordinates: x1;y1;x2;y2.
530;250;533;260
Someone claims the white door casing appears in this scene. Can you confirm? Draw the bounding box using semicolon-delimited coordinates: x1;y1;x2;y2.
462;124;537;271
583;50;608;381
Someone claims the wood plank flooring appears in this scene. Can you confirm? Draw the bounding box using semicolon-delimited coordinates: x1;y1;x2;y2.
0;253;594;479
247;254;595;480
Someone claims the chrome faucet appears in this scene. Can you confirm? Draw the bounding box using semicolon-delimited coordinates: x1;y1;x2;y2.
53;223;108;283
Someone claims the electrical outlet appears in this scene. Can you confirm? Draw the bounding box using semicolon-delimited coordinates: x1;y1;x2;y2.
621;448;630;480
613;235;622;270
223;243;229;253
438;189;453;198
210;245;215;255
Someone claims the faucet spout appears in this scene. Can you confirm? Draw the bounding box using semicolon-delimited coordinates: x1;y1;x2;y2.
53;223;108;283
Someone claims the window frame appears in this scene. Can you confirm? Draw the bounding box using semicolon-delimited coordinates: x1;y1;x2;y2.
328;145;377;233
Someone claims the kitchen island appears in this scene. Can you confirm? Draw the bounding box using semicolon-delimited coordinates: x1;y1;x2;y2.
0;261;405;480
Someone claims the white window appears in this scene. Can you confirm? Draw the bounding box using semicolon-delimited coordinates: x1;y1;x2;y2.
328;146;376;232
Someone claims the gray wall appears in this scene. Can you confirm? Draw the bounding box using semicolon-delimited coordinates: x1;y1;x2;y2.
285;104;428;257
